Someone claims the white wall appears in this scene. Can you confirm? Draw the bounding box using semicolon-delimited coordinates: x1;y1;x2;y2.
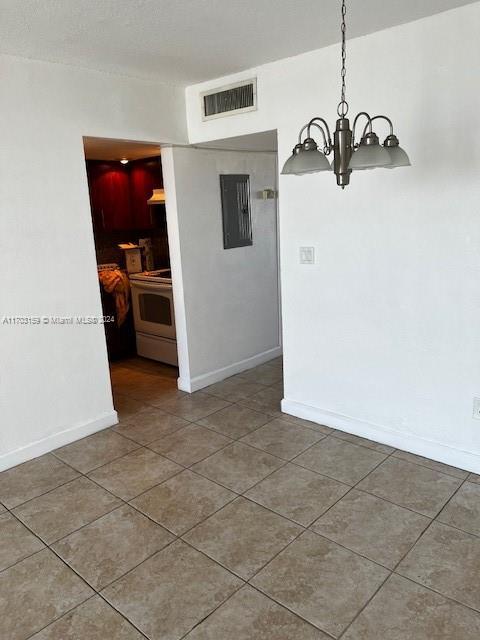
162;146;281;391
185;3;480;472
0;53;187;471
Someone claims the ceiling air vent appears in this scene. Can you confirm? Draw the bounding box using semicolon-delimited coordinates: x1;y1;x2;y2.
201;79;257;121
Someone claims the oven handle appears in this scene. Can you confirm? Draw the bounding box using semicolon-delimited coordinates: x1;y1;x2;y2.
130;280;173;292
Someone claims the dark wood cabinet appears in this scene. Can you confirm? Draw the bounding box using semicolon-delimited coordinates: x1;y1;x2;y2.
86;157;162;231
129;157;162;229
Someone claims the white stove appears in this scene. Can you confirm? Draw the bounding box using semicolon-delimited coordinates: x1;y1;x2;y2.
129;268;177;366
128;269;172;284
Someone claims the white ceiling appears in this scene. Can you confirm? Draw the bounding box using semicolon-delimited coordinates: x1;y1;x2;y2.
83;137;161;161
1;0;475;85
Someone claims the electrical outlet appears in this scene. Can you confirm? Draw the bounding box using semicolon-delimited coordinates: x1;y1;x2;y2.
300;247;315;264
473;397;480;420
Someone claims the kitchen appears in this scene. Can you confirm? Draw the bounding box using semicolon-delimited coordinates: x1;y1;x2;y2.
83;137;178;382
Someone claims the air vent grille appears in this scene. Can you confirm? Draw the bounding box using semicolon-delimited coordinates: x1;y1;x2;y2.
201;79;257;120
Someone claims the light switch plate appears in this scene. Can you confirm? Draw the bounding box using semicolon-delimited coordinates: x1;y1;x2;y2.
299;246;315;264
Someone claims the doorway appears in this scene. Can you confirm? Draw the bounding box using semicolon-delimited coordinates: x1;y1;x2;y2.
83;136;181;413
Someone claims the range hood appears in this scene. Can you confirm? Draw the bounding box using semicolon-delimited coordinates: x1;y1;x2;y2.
147;188;166;205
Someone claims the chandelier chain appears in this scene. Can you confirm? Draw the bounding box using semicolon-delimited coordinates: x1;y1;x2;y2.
338;0;348;117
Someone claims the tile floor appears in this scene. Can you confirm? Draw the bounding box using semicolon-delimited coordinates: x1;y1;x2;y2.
1;356;480;639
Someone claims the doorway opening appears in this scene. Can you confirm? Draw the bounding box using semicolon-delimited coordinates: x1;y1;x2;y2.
83;136;181;415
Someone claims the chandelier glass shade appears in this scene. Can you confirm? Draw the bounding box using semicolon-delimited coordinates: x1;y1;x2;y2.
281;0;410;187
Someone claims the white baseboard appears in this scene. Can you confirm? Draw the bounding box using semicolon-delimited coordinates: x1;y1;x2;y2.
281;398;480;475
0;410;118;473
178;346;282;393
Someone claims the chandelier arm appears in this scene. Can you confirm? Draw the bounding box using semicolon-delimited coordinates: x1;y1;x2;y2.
361;115;394;139
297;123;310;144
352;111;372;148
308;122;329;152
307;117;332;148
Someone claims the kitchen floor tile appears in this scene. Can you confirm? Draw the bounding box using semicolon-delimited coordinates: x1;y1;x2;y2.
149;424;231;466
245;463;349;526
294;436;387;485
437;481;480;536
131;469;235;535
54;430;138;473
53;505;174;590
183;497;302;579
251;530;389;638
240;418;325;460
113;394;149;421
30;596;145;639
204;376;267;401
101;540;242;640
0;549;93;640
88;447;181;500
13;476;121;543
311;489;430;569
468;473;480;484
342;574;480;640
357;457;462;517
113;407;189;445
192;442;284;493
0;512;45;571
184;585;329;639
397;520;480;611
0;453;79;509
393;449;469;479
197;403;271;439
237;363;283;386
332;430;394;454
159;392;231;421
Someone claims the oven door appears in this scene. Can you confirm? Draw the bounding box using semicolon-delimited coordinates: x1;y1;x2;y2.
130;281;176;340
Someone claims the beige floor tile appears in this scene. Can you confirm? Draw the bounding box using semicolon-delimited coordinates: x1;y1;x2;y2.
0;512;45;571
54;430;138;473
185;585;329;639
197;404;271;439
118;380;180;405
468;473;480;484
397;521;480;611
192;442;284;493
0;503;5;513
159;392;231;421
279;413;333;435
88;447;182;500
53;505;174;590
251;530;389;638
114;394;149;421
131;469;235;535
0;549;93;640
113;407;189;445
205;376;267;401
357;457;462;517
13;476;121;543
241;418;325;460
245;463;350;526
240;386;283;416
30;596;144;639
332;430;394;454
147;388;189;408
437;481;480;536
393;449;469;479
294;436;387;485
238;363;283;385
184;497;302;579
150;424;231;466
342;574;480;640
102;540;242;640
311;489;430;569
0;454;79;509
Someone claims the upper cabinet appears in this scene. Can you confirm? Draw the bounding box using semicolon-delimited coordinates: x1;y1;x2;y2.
86;157;163;231
129;157;163;230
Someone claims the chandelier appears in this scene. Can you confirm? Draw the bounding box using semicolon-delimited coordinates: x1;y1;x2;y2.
281;0;410;188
